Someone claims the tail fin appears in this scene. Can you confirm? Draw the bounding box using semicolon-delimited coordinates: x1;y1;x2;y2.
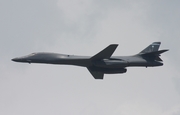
139;42;168;61
140;42;161;54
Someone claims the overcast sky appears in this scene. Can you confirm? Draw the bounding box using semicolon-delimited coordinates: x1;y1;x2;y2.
0;0;180;115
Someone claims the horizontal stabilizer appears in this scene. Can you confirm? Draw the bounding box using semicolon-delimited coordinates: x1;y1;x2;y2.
155;56;163;61
91;44;118;60
141;49;169;56
141;49;169;61
87;67;104;79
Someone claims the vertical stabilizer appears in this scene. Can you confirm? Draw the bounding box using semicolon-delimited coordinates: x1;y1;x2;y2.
140;42;161;54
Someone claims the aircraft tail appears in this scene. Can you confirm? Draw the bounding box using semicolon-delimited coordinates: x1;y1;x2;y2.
139;42;161;54
139;42;168;61
141;49;168;61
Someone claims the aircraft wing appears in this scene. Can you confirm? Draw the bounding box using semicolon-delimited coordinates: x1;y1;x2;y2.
90;44;118;60
87;67;104;79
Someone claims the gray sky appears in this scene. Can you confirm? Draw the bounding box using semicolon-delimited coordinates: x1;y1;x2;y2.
0;0;180;115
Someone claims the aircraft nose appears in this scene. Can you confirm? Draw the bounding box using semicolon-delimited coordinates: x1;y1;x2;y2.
12;58;20;62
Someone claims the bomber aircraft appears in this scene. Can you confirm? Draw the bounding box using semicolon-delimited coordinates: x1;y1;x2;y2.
12;42;168;79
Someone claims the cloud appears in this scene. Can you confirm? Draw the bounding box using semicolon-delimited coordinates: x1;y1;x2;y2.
57;0;93;22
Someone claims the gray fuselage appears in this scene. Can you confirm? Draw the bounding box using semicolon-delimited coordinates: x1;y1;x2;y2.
12;52;163;68
12;42;168;79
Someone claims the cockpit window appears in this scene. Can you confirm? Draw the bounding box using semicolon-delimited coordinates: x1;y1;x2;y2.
22;53;36;58
30;53;36;56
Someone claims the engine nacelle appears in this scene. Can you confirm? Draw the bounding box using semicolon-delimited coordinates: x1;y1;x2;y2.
94;59;128;68
103;68;127;74
91;67;127;74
